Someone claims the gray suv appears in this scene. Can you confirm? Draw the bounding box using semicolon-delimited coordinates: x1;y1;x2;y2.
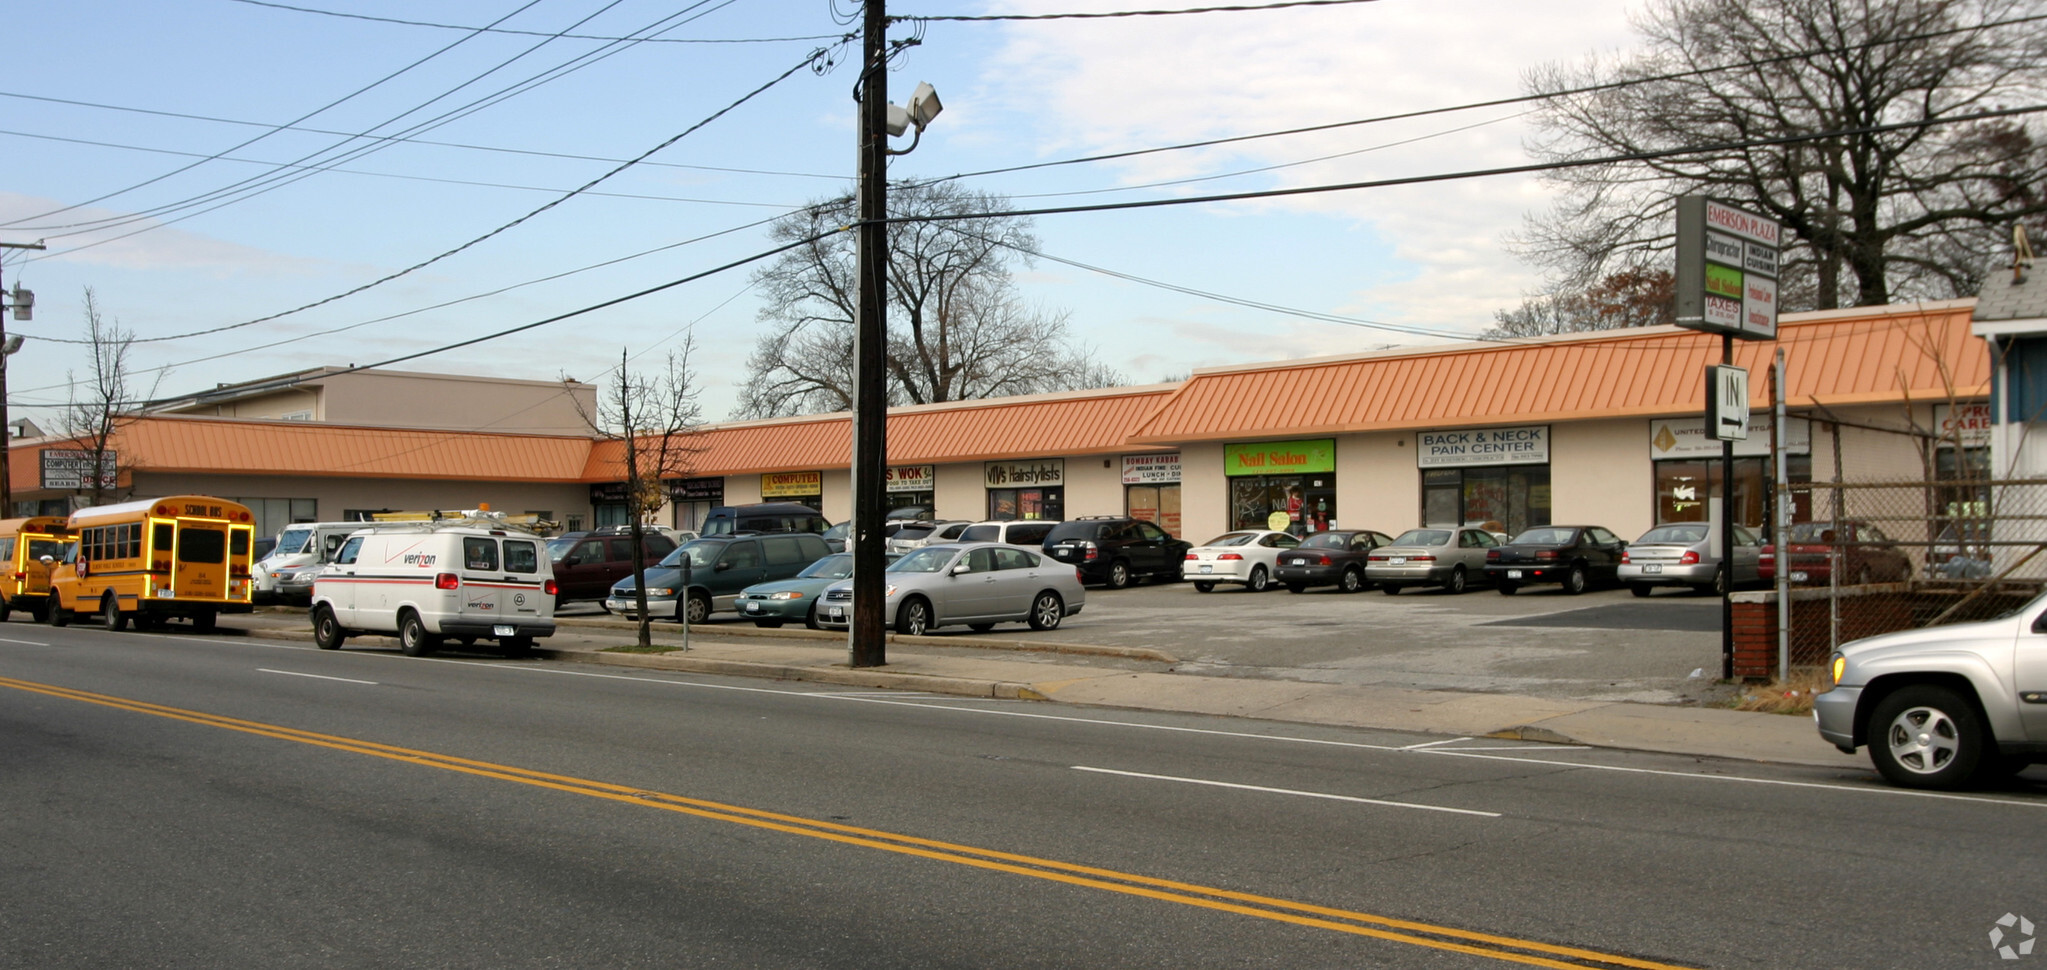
1815;593;2047;789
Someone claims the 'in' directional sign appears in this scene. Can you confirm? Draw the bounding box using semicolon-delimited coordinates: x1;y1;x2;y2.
1704;365;1750;442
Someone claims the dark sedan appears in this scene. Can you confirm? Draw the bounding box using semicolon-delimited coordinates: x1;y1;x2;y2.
1484;525;1628;595
1272;529;1394;593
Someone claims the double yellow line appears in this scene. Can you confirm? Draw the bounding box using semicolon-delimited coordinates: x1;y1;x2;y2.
1;674;1697;969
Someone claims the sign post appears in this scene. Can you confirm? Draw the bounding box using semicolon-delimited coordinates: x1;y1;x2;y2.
1674;197;1781;682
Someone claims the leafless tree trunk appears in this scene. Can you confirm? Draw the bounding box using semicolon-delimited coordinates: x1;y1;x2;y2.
63;288;142;508
570;339;704;647
1516;0;2047;310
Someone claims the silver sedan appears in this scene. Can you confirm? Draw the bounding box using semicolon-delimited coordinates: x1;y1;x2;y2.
1365;527;1499;595
1619;523;1761;596
814;542;1085;636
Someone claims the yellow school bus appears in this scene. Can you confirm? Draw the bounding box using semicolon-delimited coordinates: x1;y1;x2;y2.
0;516;72;622
49;496;257;632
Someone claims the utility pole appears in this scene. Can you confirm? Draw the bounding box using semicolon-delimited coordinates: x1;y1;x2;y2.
849;0;890;667
0;241;44;517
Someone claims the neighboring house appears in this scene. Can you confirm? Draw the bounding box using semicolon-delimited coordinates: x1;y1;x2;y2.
146;365;599;436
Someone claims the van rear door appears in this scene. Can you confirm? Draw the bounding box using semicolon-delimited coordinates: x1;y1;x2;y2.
175;520;230;601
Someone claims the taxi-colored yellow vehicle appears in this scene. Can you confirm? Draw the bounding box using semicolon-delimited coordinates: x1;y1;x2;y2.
0;516;71;622
47;496;256;632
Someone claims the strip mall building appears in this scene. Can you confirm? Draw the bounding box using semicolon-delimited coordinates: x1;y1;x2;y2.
6;300;1989;544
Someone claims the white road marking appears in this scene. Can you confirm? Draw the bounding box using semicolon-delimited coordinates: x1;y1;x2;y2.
1400;737;1471;750
258;668;378;685
198;631;2047;809
1073;766;1500;817
0;637;50;646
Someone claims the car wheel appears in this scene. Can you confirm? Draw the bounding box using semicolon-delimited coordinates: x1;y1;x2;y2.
49;600;70;627
969;623;995;633
1856;564;1874;586
1710;566;1729;596
1629;584;1653;598
1562;564;1588;595
1027;591;1064;631
0;598;11;623
1869;684;1986;789
1193;581;1216;593
1105;560;1131;590
805;604;822;630
895;597;931;636
29;603;47;624
1246;566;1270;592
1445;566;1468;595
312;606;346;650
1339;568;1365;593
1496;581;1518;596
398;610;438;657
101;595;127;632
681;591;710;625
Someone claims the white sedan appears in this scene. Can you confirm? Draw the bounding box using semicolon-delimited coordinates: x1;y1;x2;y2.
1184;530;1301;592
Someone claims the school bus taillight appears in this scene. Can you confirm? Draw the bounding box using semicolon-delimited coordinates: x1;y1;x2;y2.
435;573;460;590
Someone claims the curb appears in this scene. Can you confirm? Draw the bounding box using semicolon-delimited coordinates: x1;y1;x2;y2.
544;648;1045;700
553;616;1177;662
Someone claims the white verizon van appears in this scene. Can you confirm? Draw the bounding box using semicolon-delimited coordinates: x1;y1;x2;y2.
310;524;556;656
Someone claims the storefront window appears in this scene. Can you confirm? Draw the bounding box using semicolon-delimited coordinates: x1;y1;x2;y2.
1421;466;1549;535
988;488;1063;521
1653;455;1811;534
1225;438;1337;535
1126;485;1182;537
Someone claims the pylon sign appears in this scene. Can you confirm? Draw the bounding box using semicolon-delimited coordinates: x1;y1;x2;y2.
1674;197;1780;340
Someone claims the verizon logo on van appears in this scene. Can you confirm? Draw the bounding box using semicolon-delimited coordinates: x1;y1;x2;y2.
402;553;437;567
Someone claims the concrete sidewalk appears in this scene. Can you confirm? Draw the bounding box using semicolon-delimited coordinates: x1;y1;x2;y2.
227;610;1867;771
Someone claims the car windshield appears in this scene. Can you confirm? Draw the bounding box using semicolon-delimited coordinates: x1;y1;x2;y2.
822;522;851;540
658;542;723;569
889;546;959;573
893;525;935;540
273;527;313;556
545;537;579;561
797;554;856;580
1297;533;1349;549
1638;525;1708;545
1511;528;1578;546
1201;532;1261;547
1390;529;1451;546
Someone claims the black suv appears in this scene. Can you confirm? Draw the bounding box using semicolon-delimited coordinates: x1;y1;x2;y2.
1042;516;1190;589
546;526;679;609
701;503;830;537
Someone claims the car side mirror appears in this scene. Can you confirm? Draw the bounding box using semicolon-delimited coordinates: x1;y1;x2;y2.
2033;612;2047;636
562;556;581;567
715;561;731;571
952;563;971;575
38;555;52;564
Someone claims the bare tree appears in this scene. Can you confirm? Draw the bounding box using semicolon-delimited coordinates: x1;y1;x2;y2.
735;181;1125;418
571;339;704;647
1516;0;2047;310
1486;268;1678;338
62;288;143;508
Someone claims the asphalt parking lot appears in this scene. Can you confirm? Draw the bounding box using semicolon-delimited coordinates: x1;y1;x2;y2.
587;578;1741;706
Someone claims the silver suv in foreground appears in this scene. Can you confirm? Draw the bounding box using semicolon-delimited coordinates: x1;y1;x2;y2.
1815;595;2047;789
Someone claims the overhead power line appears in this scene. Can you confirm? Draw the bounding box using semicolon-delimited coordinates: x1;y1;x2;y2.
22;47;839;346
225;0;846;43
900;0;1382;21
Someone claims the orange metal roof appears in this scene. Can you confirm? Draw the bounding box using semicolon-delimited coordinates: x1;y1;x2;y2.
9;415;597;493
1126;302;1986;444
584;386;1178;478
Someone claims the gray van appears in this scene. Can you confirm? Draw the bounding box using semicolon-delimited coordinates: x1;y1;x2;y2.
606;533;831;623
700;503;830;537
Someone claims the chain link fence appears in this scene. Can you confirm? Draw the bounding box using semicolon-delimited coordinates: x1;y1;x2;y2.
1768;476;2047;666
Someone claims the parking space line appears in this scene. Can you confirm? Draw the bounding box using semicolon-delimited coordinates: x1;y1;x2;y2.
258;668;379;685
1399;737;1471;750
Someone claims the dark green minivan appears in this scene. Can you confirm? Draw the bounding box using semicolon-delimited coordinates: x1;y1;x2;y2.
605;533;831;623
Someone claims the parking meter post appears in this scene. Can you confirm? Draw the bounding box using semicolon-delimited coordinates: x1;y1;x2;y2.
681;558;692;652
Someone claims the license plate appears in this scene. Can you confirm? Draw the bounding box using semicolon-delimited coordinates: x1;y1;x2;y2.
1199;564;1213;573
1288;558;1305;566
493;624;516;636
1389;557;1406;565
1791;571;1809;582
743;602;760;612
1506;570;1523;579
829;607;845;620
1643;564;1662;574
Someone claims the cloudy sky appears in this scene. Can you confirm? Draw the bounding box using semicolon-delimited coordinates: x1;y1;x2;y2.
1;0;1645;428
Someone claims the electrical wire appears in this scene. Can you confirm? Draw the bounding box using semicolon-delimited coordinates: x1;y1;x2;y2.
0;0;548;230
0;89;845;181
0;127;805;209
900;0;1381;21
20;45;841;346
224;0;846;42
